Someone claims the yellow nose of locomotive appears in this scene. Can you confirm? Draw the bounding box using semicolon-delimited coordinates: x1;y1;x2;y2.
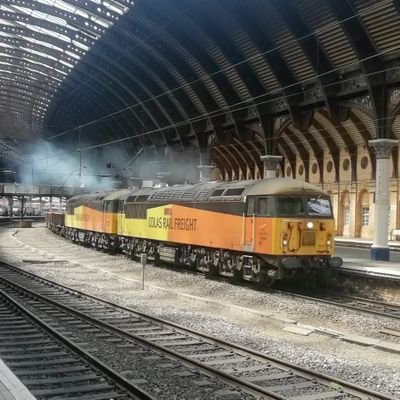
279;219;335;255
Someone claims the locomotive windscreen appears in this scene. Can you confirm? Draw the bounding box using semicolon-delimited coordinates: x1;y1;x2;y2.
276;196;332;217
248;195;333;218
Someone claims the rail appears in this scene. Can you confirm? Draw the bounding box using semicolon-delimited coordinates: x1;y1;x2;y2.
0;261;396;400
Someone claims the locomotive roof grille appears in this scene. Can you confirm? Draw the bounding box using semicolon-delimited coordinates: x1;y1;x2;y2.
211;189;224;197
180;191;196;201
223;188;245;196
136;195;149;202
196;190;210;201
127;196;137;202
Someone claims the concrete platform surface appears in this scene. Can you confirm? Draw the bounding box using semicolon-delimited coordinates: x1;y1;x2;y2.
335;237;400;279
0;360;36;400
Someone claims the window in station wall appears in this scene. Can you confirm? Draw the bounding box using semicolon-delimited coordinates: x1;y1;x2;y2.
344;207;350;226
341;191;350;228
360;156;369;169
362;207;370;226
360;190;370;227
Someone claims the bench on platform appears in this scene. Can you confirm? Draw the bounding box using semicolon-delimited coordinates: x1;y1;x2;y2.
390;229;400;241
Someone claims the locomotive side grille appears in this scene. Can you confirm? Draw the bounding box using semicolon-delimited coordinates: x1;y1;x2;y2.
302;231;316;246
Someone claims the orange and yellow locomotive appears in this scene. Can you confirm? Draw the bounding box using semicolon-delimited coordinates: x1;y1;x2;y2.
47;178;342;284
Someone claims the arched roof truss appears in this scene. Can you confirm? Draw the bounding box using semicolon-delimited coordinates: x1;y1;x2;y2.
1;0;400;180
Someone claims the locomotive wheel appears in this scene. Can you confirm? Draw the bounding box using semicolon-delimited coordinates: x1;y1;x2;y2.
256;270;274;288
230;267;242;284
206;261;218;278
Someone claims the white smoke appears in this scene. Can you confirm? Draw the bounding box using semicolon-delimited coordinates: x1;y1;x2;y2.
18;139;133;190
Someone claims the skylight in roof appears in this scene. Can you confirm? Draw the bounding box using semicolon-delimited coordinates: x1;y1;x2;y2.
20;46;58;62
24;37;64;53
0;0;133;126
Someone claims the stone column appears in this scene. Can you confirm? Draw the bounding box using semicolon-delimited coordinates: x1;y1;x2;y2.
369;139;399;261
260;155;283;179
197;165;215;183
8;196;13;217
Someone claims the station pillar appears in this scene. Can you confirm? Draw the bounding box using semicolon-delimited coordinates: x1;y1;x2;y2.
197;165;215;183
260;155;283;178
369;139;399;261
8;196;13;217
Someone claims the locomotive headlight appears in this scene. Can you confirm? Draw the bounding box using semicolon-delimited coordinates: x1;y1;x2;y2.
306;221;314;229
326;239;332;246
281;233;289;248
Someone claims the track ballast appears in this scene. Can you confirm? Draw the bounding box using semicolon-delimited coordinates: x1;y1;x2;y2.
0;261;397;400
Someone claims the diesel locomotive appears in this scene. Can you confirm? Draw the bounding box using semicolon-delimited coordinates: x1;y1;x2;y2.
46;178;343;285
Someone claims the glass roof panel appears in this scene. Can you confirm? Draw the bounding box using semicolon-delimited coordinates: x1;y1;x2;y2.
0;0;133;126
0;18;14;26
24;37;64;52
20;46;59;62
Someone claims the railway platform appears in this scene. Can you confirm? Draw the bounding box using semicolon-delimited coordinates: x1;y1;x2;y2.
0;359;36;400
334;237;400;280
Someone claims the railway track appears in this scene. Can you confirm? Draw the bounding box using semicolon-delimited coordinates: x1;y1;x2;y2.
0;293;154;399
0;262;397;400
277;289;400;321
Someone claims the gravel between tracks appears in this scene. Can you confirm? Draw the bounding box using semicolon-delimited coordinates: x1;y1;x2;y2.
0;224;399;398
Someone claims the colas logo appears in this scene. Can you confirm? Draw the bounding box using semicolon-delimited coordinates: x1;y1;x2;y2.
148;207;197;231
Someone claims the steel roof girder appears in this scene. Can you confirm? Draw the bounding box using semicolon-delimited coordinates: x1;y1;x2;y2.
256;108;290;158
181;1;261;102
0;46;72;77
269;0;337;78
0;54;66;82
0;68;58;92
1;79;54;98
0;9;96;44
285;126;311;180
162;23;228;110
69;57;153;128
93;34;188;143
368;81;396;140
268;0;344;144
80;49;170;144
223;0;300;97
1;0;121;30
0;88;48;109
325;0;382;74
142;0;241;107
0;25;86;60
47;80;133;139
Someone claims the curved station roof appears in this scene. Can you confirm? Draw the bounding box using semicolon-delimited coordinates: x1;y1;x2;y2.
1;0;400;182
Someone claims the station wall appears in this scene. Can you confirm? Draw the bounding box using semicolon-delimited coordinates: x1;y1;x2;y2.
285;145;400;240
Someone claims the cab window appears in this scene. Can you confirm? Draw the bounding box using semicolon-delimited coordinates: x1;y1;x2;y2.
307;197;332;217
276;197;304;216
247;197;274;216
247;197;255;215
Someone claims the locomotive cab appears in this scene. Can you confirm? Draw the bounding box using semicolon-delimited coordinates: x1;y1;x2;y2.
244;191;341;282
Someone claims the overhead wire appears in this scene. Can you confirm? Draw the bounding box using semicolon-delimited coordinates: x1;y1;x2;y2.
31;112;399;165
24;0;400;183
46;0;395;141
38;60;400;160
